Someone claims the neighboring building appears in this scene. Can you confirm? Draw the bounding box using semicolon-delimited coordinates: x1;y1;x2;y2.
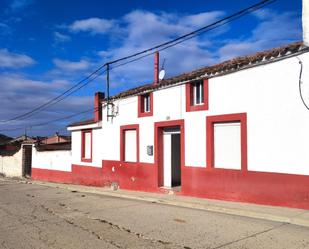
39;133;71;145
32;1;309;209
0;135;34;177
31;141;72;182
0;134;12;145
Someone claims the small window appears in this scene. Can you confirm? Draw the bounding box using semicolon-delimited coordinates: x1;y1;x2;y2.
193;81;204;105
81;130;92;162
143;94;151;112
138;93;153;117
186;79;209;112
120;125;139;163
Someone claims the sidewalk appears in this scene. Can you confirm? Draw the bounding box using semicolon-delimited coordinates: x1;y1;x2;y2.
11;178;309;228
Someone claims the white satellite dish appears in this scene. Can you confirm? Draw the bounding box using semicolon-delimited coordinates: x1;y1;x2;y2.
159;69;165;80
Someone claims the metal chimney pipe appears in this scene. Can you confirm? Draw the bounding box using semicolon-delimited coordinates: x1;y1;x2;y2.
154;51;159;84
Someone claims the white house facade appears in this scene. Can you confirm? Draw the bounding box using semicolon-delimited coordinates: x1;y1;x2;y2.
31;41;309;209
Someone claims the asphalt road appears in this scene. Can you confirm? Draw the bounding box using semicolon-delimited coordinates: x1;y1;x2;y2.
0;179;308;249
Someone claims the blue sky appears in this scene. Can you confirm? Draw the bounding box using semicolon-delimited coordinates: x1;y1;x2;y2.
0;0;302;137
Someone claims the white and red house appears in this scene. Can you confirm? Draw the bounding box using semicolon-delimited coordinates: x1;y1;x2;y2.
32;1;309;209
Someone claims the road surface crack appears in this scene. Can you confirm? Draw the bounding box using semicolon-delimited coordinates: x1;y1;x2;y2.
40;204;123;248
211;222;289;249
41;203;189;248
92;217;189;248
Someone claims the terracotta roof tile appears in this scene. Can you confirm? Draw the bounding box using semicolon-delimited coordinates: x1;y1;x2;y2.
36;142;71;151
67;119;96;127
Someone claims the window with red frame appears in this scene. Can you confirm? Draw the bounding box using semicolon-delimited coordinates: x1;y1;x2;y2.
206;113;247;171
186;79;209;112
138;93;153;117
120;125;139;163
81;130;92;162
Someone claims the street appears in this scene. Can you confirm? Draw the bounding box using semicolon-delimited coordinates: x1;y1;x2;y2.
0;179;308;249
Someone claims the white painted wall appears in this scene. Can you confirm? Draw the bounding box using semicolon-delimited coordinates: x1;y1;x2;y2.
69;51;309;176
71;128;103;167
208;53;309;175
32;146;72;172
0;149;22;177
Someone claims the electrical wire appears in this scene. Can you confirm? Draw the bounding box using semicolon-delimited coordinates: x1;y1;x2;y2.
108;0;275;65
296;57;309;110
0;0;276;125
0;107;99;132
110;0;276;70
0;67;106;123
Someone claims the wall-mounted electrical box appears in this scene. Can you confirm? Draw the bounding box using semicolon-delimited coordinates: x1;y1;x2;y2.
147;145;153;156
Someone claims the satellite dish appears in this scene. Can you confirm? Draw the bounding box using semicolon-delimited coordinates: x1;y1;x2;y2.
159;69;165;80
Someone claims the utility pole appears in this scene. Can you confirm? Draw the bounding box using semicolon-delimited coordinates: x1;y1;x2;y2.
106;63;110;121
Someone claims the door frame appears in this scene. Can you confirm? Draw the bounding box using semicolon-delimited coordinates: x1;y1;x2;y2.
154;119;185;187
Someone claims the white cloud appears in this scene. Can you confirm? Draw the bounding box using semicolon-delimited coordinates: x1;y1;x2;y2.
0;73;93;136
0;7;301;136
9;0;33;11
252;11;300;43
55;9;301;92
0;23;11;35
95;10;226;88
54;31;71;43
0;49;35;68
53;58;91;71
182;11;226;28
91;8;300;93
97;50;113;60
68;18;115;35
218;10;301;61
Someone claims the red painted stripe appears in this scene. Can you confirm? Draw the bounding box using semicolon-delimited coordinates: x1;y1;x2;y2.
181;167;309;209
32;168;72;184
32;162;309;210
102;160;157;191
71;164;105;187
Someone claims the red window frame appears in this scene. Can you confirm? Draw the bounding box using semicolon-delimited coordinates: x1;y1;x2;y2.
206;113;247;171
120;124;140;163
186;79;209;112
138;92;153;117
81;129;92;162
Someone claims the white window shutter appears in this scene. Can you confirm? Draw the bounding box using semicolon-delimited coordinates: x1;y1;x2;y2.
84;132;91;159
125;130;137;162
214;122;241;169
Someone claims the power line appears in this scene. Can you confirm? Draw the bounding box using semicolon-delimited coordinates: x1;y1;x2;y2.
0;107;99;132
0;67;106;123
110;0;276;71
109;0;275;66
0;0;276;125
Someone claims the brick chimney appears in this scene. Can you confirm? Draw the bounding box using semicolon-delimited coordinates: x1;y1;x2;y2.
154;51;159;84
94;92;105;122
303;0;309;46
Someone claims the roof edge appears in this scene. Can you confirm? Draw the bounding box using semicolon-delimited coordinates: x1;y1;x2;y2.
108;41;307;101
